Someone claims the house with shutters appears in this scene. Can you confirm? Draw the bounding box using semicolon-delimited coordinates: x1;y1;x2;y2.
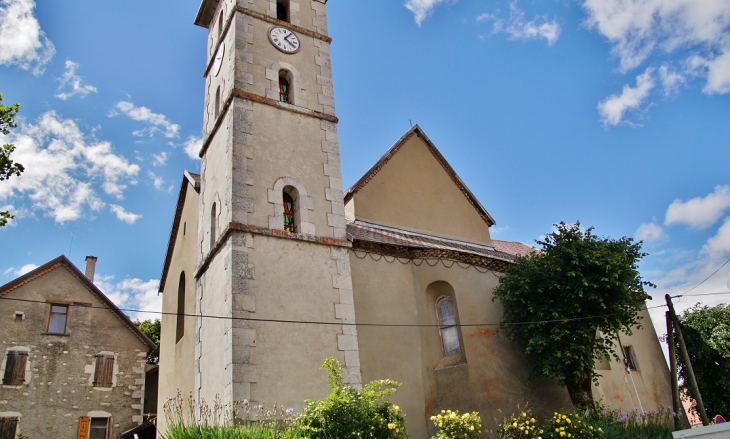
0;255;155;439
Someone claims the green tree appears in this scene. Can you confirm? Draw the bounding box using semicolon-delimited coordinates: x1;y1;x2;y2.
493;222;653;407
676;303;730;418
134;319;161;363
1;92;24;227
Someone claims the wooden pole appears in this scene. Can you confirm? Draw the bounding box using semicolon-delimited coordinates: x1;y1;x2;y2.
665;294;710;426
666;311;681;429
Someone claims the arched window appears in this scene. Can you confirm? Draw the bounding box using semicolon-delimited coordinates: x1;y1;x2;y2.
283;189;296;233
277;0;290;22
210;202;217;248
279;70;291;103
437;297;461;357
218;10;224;39
176;272;185;343
214;86;221;119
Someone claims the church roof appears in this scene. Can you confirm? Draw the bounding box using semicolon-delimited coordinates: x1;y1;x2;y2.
159;171;200;293
347;221;534;272
0;255;156;350
343;125;496;227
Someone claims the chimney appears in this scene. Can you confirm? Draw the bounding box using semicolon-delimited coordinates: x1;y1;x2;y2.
85;256;97;282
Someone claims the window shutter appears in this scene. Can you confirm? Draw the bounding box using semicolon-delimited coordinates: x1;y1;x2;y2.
94;354;114;388
2;351;18;385
77;416;90;439
93;355;103;387
0;417;19;439
13;351;28;384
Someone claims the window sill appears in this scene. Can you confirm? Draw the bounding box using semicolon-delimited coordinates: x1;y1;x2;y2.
2;384;26;389
435;354;467;371
41;332;69;337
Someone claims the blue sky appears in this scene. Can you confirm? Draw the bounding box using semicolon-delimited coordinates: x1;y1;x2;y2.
1;0;729;340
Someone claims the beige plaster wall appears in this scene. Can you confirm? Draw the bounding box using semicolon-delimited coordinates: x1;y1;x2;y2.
157;182;200;433
351;255;573;438
593;308;673;413
0;265;149;439
351;135;493;246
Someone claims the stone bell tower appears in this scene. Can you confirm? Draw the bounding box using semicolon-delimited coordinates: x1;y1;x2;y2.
193;0;361;408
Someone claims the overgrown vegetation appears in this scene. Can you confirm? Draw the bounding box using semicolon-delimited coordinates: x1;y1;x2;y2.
134;319;160;363
493;222;653;406
0;92;24;227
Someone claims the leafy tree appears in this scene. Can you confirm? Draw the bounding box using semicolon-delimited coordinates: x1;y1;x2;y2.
0;92;24;227
676;303;730;418
493;222;653;407
134;319;161;363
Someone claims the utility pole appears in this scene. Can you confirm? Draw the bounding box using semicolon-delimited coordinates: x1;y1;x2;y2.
666;294;710;426
666;312;681;429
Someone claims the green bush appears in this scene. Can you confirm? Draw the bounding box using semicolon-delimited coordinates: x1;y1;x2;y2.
497;411;543;438
430;409;482;439
290;357;408;439
541;411;602;439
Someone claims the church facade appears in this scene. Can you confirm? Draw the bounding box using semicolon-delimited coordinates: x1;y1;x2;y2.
156;0;673;436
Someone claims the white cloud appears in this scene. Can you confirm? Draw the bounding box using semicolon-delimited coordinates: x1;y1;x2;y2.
95;275;161;320
598;67;655;126
0;0;55;75
404;0;452;27
635;221;667;242
0;111;140;224
702;217;730;258
112;101;180;139
582;0;730;94
147;170;164;191
478;2;561;46
665;185;730;230
109;204;141;224
152;151;167;167
14;263;37;275
183;135;202;160
658;65;685;96
55;60;97;100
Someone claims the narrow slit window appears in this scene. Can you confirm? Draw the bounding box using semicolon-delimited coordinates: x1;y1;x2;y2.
283;191;296;233
214;86;221;119
210;202;217;249
93;354;114;388
3;350;28;385
47;304;68;334
437;297;461;357
277;0;289;22
176;272;186;343
0;417;19;439
218;11;224;39
623;345;639;371
279;71;291;103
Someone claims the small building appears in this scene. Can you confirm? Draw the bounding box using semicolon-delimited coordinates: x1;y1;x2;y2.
0;256;155;439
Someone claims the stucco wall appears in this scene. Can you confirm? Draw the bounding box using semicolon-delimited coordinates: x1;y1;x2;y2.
0;264;149;438
157;181;200;433
350;254;573;438
350;134;493;246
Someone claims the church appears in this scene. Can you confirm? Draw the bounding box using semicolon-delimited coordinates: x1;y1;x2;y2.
156;0;673;436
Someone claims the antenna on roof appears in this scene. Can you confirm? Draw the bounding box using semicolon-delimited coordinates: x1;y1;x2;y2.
409;119;412;127
68;232;74;258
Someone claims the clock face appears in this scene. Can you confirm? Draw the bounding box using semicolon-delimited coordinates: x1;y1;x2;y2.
268;27;300;54
212;42;225;77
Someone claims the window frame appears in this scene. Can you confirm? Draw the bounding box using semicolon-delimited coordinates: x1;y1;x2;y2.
46;303;69;334
276;0;290;22
436;296;462;358
622;345;639;371
88;417;111;439
92;354;115;388
176;272;186;343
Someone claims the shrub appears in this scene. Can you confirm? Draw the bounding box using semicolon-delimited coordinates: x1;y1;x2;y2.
497;411;542;439
583;406;677;439
430;409;482;439
541;411;602;439
291;357;408;439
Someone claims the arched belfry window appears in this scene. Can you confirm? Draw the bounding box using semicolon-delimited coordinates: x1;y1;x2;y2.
279;70;292;104
218;11;224;39
210;202;217;248
437;297;462;357
176;272;185;343
277;0;290;22
283;188;297;233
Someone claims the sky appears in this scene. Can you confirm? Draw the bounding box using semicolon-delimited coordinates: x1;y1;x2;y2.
0;0;729;345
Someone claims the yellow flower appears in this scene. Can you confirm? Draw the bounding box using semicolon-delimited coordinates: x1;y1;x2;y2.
522;413;527;417
388;423;395;430
560;432;566;437
393;405;400;412
513;422;518;428
470;426;475;431
566;418;571;424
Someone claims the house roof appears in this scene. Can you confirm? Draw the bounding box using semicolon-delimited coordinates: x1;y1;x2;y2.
0;255;156;350
347;221;534;272
343;125;496;227
159;171;200;293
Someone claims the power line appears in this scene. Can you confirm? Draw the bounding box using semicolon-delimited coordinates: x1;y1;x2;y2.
0;296;665;329
672;258;730;299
